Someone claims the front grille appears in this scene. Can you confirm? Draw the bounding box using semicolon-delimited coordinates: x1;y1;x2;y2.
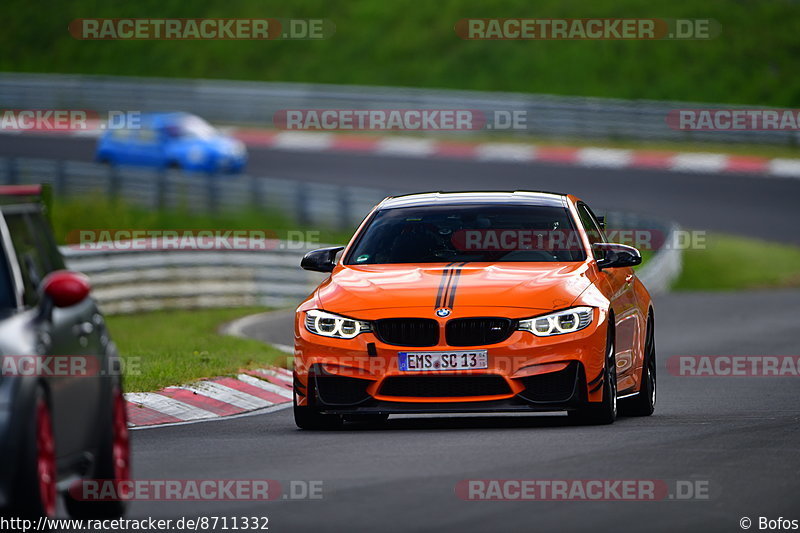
379;375;511;398
314;375;372;406
373;318;439;347
445;317;515;346
517;362;580;403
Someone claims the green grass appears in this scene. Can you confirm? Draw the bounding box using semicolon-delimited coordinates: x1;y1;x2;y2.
2;0;799;107
673;234;800;291
106;307;288;392
48;194;352;245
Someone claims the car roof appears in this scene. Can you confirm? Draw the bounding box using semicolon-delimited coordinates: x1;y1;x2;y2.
378;191;570;209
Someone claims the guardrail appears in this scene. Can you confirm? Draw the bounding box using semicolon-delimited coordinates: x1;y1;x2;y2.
1;156;388;229
60;212;681;315
61;244;326;314
634;223;683;295
1;72;798;146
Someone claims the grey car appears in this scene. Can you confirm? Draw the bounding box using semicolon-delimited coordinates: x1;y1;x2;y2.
0;185;128;519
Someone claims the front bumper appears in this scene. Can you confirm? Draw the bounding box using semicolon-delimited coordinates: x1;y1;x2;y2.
294;306;610;413
301;360;589;414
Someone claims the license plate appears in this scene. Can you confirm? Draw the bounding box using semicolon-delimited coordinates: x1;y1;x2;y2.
398;350;488;371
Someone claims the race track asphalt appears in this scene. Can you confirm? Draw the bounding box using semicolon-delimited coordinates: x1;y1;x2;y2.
128;290;800;532
1;134;799;244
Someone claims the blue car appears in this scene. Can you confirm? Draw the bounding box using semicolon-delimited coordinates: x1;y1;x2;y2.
95;112;247;173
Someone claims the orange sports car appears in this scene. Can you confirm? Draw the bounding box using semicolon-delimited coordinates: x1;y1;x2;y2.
293;191;655;429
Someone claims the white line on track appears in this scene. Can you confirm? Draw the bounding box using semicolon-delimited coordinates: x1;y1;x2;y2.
129;402;292;431
237;373;294;399
670;152;728;173
125;393;218;421
375;137;436;156
768;158;800;178
474;143;536;162
272;131;334;151
577;148;633;168
179;381;274;410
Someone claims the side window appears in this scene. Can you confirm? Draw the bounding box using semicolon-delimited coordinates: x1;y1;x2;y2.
584;205;609;242
577;204;604;245
4;213;50;307
576;203;605;260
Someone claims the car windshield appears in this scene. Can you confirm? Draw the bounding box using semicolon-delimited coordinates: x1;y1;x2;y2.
345;204;586;264
177;116;218;140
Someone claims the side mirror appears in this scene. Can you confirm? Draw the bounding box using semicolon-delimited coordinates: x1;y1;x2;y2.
593;243;641;269
301;246;345;273
41;270;91;308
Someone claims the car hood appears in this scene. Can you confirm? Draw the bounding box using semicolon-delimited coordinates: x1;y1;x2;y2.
315;262;594;313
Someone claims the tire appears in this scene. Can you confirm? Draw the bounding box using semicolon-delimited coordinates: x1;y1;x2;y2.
619;314;656;417
64;385;130;518
10;386;58;518
569;325;617;426
293;395;343;430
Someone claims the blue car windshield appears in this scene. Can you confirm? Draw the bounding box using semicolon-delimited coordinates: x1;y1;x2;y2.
178;116;217;140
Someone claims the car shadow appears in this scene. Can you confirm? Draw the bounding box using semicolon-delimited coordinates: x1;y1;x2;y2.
337;413;626;432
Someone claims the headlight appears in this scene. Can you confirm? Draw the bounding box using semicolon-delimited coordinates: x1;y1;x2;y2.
304;309;371;339
230;141;246;156
518;307;594;337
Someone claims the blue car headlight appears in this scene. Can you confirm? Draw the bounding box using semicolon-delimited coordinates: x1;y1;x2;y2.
229;140;246;157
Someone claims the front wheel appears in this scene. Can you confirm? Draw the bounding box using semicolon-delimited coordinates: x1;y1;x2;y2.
65;386;130;518
293;396;343;430
569;332;617;426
